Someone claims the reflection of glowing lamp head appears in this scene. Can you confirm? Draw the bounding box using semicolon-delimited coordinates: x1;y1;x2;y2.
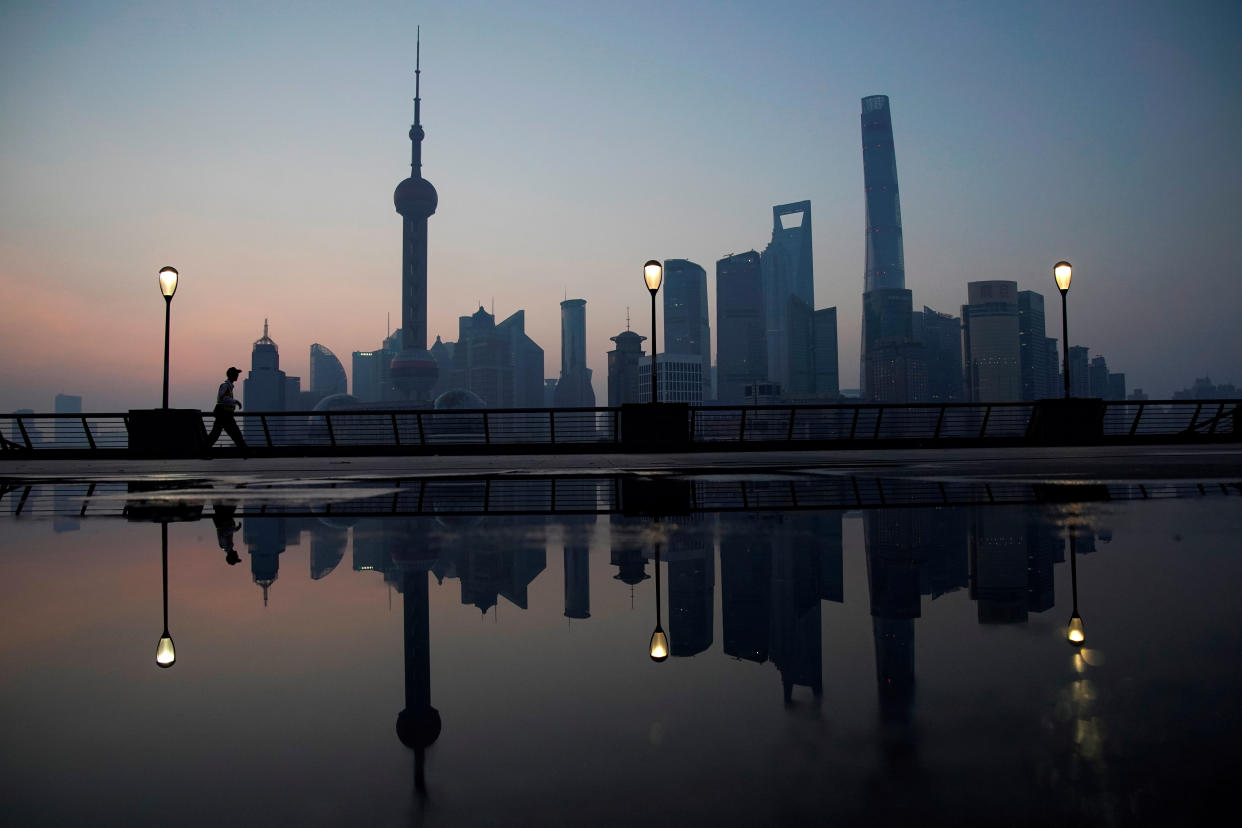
649;627;668;662
1053;261;1073;293
643;260;663;293
1067;612;1085;646
156;632;176;668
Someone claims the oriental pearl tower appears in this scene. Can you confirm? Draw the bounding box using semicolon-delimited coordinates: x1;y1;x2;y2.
390;31;439;400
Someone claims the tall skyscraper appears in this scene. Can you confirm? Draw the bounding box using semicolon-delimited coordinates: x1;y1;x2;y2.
309;344;347;398
916;306;963;402
1017;291;1050;401
437;306;544;407
812;307;839;397
243;319;287;441
961;281;1021;402
637;354;704;403
1069;346;1090;398
663;259;712;400
553;299;594;407
716;251;767;402
761;201;814;393
606;329;645;406
859;95;920;402
391;34;439;401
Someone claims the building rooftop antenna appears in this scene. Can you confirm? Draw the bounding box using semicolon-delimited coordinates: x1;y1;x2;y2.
626;306;631;331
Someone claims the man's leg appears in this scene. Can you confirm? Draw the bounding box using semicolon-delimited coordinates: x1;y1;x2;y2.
223;415;247;453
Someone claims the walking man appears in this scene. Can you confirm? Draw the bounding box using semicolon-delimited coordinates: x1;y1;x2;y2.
205;366;247;455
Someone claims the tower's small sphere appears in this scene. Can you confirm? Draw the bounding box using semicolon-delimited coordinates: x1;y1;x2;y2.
394;176;438;217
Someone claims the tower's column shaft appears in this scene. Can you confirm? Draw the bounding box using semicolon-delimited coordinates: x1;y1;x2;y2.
402;216;428;352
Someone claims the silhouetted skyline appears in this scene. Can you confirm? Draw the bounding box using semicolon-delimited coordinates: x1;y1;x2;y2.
2;0;1240;411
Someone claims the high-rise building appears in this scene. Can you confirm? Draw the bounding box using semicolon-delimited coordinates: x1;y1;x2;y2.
663;259;712;401
637;354;704;403
606;330;646;406
553;299;594;407
812;307;839;397
352;347;395;403
859;95;914;401
761;202;814;393
1044;338;1062;396
1017;291;1050;401
1069;346;1090;398
243;320;291;439
390;36;439;401
716;251;767;402
309;344;347;399
428;306;543;407
916;306;962;402
962;281;1021;402
54;394;83;446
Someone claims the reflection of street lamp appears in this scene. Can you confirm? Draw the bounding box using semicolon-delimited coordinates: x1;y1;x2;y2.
158;266;179;409
156;522;176;668
1066;531;1085;646
644;260;663;404
649;528;668;662
1053;261;1072;399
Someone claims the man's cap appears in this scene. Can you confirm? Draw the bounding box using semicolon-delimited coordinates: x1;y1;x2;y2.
226;366;242;376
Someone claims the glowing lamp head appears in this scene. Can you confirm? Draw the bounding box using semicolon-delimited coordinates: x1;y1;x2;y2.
644;260;663;293
156;632;176;668
158;266;179;299
1066;613;1085;646
1053;261;1073;293
649;627;668;662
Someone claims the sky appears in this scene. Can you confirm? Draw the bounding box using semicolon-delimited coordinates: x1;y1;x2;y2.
2;0;1240;411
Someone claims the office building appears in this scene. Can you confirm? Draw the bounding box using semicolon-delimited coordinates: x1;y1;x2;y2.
1069;346;1090;398
309;344;347;399
637;354;704;404
553;299;594;407
761;201;814;393
915;306;962;402
53;394;82;445
435;306;544;408
716;251;767;402
961;281;1021;402
243;320;301;440
859;95;915;401
606;329;646;406
663;259;712;400
1017;291;1053;401
812;307;839;397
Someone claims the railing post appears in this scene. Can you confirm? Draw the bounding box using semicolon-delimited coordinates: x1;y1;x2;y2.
873;406;883;439
934;406;946;440
979;405;992;438
483;411;491;444
848;406;859;440
416;412;425;445
1187;403;1203;433
324;413;336;447
81;417;96;450
1129;403;1145;436
739;408;747;441
549;410;556;444
690;407;697;442
1210;403;1224;435
786;408;796;441
16;417;32;449
261;415;272;447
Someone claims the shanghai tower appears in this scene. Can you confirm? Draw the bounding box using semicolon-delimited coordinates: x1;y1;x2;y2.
860;95;920;401
391;32;440;400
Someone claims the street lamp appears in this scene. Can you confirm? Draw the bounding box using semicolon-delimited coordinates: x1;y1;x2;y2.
1066;530;1085;646
158;266;179;409
644;260;663;404
649;530;668;662
156;521;176;668
1053;261;1072;399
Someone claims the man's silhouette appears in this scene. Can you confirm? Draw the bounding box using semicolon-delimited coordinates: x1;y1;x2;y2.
205;366;247;455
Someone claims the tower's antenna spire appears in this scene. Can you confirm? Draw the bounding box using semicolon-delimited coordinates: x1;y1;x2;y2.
414;26;422;128
410;26;424;177
263;318;269;339
626;306;631;331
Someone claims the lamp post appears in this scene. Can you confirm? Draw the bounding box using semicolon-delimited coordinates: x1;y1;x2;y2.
1053;261;1072;399
649;528;668;662
1066;530;1085;646
644;260;663;404
156;521;176;668
158;266;179;409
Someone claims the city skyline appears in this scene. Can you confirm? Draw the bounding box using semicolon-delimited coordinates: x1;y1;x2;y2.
2;0;1240;411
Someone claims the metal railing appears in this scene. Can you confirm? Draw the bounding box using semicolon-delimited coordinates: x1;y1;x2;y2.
1;399;1237;457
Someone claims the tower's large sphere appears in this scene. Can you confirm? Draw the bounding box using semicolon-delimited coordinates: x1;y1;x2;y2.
394;176;438;217
390;348;439;399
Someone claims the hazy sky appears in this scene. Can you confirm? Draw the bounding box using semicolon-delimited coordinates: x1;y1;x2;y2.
2;0;1239;411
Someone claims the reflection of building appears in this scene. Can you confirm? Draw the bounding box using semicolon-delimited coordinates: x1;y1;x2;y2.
244;516;288;605
608;515;649;592
307;519;348;580
606;330;646;406
716;251;766;402
563;516;593;620
663;259;712;401
553;299;594;407
666;517;714;657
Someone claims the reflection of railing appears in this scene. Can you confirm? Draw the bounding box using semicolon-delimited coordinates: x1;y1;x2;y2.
4;476;1238;519
1;400;1237;457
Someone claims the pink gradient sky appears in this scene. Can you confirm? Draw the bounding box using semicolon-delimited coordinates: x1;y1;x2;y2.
2;0;1240;412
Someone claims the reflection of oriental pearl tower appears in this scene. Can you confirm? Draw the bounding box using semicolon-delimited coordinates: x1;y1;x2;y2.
391;31;439;400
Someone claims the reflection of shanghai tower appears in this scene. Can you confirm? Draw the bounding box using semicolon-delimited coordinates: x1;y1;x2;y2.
859;95;916;401
391;33;440;401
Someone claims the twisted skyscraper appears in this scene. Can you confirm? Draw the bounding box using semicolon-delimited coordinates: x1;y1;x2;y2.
860;95;923;402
